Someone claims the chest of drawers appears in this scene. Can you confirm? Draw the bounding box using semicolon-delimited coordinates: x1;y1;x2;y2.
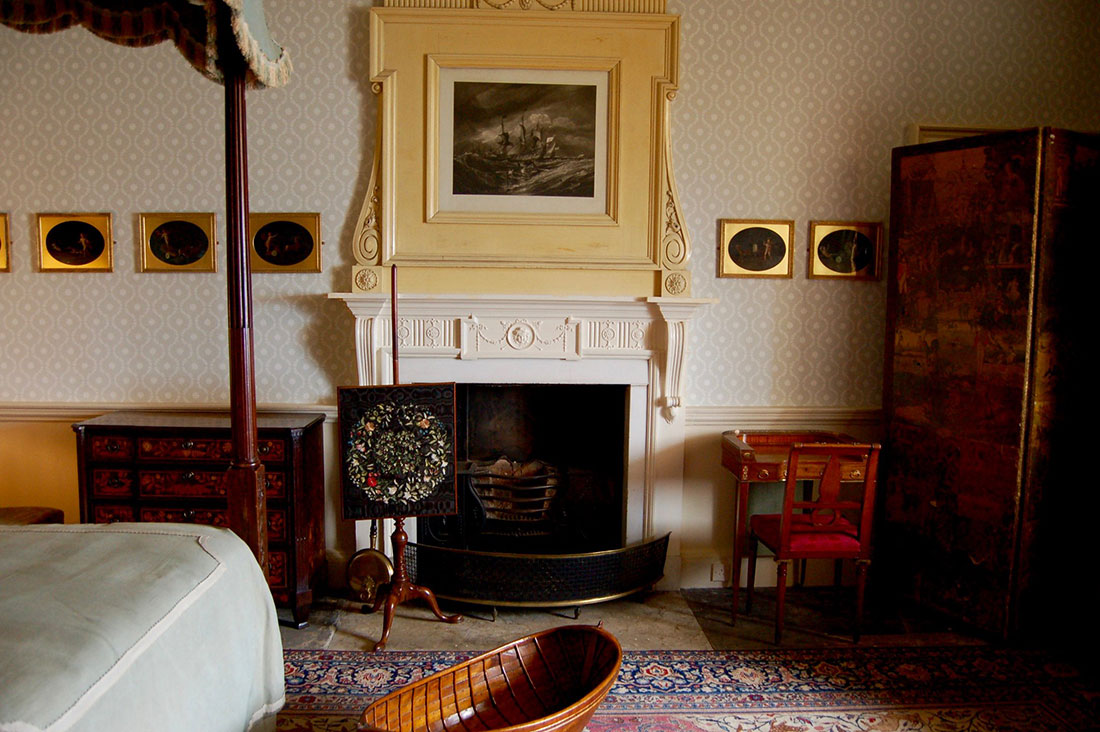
73;411;325;624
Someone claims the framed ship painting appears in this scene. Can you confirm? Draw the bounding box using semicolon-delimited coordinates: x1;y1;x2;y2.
430;63;611;222
139;212;217;272
808;221;883;280
718;219;794;278
338;382;458;521
37;213;113;272
248;212;321;272
0;213;9;272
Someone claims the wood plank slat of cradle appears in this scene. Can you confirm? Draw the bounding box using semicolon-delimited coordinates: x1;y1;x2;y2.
440;664;468;731
406;682;425;731
428;676;450;731
579;631;602;693
557;629;589;692
474;657;513;729
530;634;565;698
488;651;532;725
525;635;565;708
438;671;464;731
495;650;530;723
454;663;480;731
464;659;493;730
513;641;555;718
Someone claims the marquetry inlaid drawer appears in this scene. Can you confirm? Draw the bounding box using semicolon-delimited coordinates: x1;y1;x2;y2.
137;506;287;543
90;435;135;461
91;469;136;497
92;504;135;523
138;437;286;463
135;469;286;498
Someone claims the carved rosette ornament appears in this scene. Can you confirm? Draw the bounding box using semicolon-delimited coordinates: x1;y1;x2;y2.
354;267;380;293
662;271;688;297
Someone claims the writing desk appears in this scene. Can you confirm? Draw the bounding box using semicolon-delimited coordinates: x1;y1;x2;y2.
720;429;858;621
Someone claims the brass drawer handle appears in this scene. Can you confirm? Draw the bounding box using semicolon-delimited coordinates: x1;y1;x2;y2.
757;469;770;479
259;443;271;455
182;471;196;482
851;469;862;478
107;476;122;488
181;440;195;450
106;442;120;452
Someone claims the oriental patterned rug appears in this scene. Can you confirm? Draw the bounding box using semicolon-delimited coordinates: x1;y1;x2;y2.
277;646;1097;732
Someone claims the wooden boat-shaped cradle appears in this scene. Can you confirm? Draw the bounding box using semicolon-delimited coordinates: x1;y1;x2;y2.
359;625;622;732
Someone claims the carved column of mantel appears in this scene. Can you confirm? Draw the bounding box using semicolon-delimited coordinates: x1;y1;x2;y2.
329;294;713;410
648;297;717;422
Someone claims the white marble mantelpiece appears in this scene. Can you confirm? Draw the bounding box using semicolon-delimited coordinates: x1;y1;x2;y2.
330;292;713;587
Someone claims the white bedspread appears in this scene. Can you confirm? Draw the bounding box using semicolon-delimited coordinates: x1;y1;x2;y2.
0;523;285;732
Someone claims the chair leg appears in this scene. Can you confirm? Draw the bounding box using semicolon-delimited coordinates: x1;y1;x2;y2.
774;560;789;644
854;560;869;643
745;535;758;614
796;559;806;587
834;558;844;587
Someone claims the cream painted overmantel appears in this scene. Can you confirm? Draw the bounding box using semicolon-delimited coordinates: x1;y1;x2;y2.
331;292;712;586
348;0;691;299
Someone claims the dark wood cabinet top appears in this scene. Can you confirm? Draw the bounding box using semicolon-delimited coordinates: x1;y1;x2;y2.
73;410;325;432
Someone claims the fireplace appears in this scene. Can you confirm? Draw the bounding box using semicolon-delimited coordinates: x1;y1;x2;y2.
420;383;628;555
331;292;711;593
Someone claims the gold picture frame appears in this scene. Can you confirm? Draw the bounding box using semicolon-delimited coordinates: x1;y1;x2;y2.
139;212;217;272
717;219;794;278
808;221;883;280
0;213;10;272
248;212;322;273
37;212;113;272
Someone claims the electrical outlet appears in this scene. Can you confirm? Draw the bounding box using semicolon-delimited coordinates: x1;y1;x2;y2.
710;562;726;582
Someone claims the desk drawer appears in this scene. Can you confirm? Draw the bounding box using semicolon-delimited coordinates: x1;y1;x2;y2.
138;437;285;462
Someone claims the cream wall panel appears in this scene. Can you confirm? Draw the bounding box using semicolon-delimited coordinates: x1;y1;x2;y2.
0;422;80;523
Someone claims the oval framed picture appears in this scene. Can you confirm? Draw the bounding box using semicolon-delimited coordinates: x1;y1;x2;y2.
808;221;883;281
139;212;217;272
37;213;113;271
717;219;794;278
248;212;322;273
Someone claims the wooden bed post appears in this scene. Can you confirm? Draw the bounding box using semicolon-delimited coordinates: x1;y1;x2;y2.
222;46;267;568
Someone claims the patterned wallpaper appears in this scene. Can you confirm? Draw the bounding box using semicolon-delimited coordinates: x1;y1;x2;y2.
1;0;1098;409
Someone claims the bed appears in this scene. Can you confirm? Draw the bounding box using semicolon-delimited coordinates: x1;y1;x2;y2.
0;522;285;732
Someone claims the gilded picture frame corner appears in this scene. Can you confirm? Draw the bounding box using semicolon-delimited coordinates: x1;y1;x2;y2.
36;212;114;272
138;211;218;273
0;212;10;272
717;218;795;279
248;212;322;273
807;220;883;281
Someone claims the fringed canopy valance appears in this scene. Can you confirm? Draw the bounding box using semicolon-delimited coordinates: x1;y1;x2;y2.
0;0;290;87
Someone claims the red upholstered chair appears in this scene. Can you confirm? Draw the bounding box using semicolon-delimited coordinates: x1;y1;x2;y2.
746;442;881;644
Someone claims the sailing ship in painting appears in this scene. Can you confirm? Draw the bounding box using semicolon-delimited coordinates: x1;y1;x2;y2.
452;81;597;198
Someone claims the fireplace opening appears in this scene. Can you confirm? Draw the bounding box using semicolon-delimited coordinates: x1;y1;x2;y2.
419;383;628;555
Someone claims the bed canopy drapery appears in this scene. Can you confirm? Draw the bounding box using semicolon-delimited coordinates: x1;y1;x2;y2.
1;0;292;564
